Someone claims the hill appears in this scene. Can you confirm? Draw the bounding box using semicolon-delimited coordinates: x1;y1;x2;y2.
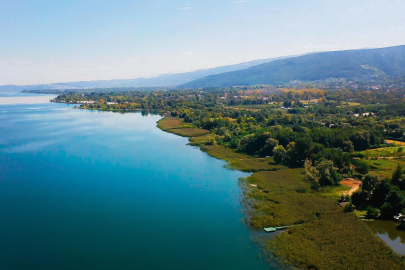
180;45;405;88
0;56;293;93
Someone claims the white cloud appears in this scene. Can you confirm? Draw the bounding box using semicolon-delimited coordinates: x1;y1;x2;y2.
234;0;249;3
181;52;194;55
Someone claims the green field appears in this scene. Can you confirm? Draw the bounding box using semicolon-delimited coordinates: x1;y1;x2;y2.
361;147;405;158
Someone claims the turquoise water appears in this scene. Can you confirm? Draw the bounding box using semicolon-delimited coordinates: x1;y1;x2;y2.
0;100;271;269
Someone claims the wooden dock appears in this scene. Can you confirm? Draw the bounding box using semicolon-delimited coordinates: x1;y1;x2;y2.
263;226;290;233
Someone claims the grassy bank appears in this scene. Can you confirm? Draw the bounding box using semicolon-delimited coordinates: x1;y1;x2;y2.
158;116;405;269
157;116;210;137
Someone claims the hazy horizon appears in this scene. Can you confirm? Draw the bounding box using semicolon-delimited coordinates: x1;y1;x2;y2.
2;0;405;85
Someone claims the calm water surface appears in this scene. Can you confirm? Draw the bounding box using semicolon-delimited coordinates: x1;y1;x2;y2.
0;98;272;269
365;220;405;255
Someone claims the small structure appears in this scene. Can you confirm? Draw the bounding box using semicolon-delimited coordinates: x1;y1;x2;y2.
338;202;350;207
263;227;277;233
263;225;291;233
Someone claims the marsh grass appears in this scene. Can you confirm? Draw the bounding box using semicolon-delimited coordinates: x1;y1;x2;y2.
157;117;209;137
199;145;285;172
167;128;210;137
269;214;405;269
157;116;184;130
244;169;405;269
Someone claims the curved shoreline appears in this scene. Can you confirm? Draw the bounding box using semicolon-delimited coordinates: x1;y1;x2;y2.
156;116;405;270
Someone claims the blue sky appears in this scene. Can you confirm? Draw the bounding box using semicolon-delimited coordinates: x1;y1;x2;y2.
1;0;405;85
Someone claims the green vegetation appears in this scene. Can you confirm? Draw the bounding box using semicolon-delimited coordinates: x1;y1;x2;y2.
197;144;285;172
191;141;405;269
54;84;405;269
270;213;404;269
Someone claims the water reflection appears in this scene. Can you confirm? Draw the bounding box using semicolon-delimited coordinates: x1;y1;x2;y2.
365;220;405;255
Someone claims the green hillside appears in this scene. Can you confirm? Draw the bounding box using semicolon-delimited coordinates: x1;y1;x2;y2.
180;45;405;88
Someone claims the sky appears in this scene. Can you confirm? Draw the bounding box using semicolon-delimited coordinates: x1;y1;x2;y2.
1;0;405;85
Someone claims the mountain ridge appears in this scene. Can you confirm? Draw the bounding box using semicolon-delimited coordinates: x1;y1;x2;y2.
179;45;405;88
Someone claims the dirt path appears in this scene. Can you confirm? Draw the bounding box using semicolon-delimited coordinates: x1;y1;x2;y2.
340;178;362;196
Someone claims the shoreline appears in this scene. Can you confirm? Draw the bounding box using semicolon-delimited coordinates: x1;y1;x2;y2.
156;116;405;269
44;101;405;269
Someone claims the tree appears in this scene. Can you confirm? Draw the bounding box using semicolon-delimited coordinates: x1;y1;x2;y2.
350;130;371;151
308;143;325;156
343;141;354;153
316;160;342;186
293;137;312;165
273;145;288;164
304;160;320;190
362;174;381;196
355;160;370;175
261;138;279;156
380;202;395;219
391;164;403;187
305;160;342;187
366;206;379;217
386;186;405;213
351;190;369;207
370;181;391;208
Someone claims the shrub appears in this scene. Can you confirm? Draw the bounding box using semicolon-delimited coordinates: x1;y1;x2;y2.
366;206;379;217
343;203;354;212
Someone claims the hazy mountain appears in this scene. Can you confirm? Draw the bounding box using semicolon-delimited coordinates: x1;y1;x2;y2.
180;45;405;88
0;56;293;93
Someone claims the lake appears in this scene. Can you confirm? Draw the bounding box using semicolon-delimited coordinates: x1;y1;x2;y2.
0;97;272;270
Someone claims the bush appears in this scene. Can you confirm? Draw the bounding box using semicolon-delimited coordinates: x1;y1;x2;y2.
352;152;365;159
366;206;379;217
343;203;354;212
